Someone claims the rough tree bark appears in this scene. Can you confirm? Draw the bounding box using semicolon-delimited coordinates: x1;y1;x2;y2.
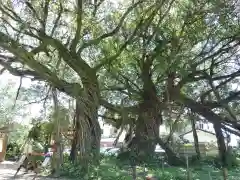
70;101;80;162
127;56;161;157
51;88;62;177
190;113;201;160
123;59;183;165
156;137;184;166
75;73;101;166
213;121;228;180
130;103;161;157
0;0;144;169
70;133;78;162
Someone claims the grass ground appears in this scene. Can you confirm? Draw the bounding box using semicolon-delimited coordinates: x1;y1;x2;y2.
147;167;240;180
61;156;240;180
96;163;240;180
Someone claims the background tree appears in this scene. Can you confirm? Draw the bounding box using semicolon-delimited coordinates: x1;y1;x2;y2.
0;1;240;177
99;0;240;168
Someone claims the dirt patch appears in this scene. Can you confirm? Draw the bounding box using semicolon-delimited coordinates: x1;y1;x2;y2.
0;161;69;180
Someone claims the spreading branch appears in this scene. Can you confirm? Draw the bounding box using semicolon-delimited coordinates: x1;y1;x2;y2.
0;52;82;98
94;18;144;70
176;93;240;135
12;75;23;110
77;0;143;54
100;99;139;113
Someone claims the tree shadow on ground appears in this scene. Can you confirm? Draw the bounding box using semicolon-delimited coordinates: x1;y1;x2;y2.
0;161;44;180
0;161;69;180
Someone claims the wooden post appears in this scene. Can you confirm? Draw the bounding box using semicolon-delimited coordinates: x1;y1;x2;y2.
161;157;164;171
208;171;212;180
186;156;190;180
185;154;192;180
132;164;137;180
222;168;228;180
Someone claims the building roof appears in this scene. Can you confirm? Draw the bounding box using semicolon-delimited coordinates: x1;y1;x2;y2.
179;128;229;143
0;126;10;133
179;128;216;138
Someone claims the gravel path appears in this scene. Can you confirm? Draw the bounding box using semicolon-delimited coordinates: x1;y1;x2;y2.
0;161;68;180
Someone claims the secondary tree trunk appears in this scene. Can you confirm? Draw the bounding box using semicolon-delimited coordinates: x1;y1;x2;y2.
51;88;61;177
70;100;81;162
190;114;201;159
157;137;184;166
213;121;228;180
70;137;77;162
70;121;79;162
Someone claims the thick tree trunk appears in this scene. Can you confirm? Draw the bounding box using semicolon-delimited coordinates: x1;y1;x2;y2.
126;94;161;162
124;96;161;165
133;113;160;156
74;77;101;167
213;121;228;180
127;57;162;157
190;114;201;159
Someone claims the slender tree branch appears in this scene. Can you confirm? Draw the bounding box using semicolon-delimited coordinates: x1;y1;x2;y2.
0;53;82;98
12;75;23;110
77;0;143;54
70;0;83;51
100;99;139;113
42;0;50;31
23;94;50;106
94;18;144;70
50;2;63;36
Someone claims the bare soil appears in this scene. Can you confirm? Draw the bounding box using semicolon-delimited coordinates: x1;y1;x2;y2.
0;161;68;180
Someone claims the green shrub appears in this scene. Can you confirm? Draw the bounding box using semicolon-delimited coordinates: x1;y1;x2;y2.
60;160;83;178
6;142;21;161
199;152;239;169
226;150;239;168
60;154;240;180
60;155;132;179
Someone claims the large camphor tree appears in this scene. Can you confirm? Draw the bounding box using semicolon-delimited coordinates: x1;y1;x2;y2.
0;0;144;164
1;0;240;172
98;0;240;166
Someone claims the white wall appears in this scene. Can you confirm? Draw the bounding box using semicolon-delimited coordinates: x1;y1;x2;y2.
100;121;239;146
159;124;170;136
100;123;113;138
183;130;217;143
100;123;126;142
